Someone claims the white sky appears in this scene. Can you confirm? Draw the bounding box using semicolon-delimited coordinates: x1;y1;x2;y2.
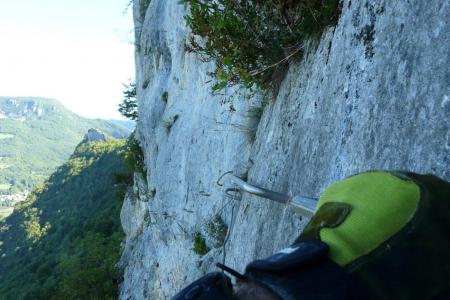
0;0;135;119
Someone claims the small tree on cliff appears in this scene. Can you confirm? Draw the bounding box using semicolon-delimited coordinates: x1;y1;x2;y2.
118;81;138;121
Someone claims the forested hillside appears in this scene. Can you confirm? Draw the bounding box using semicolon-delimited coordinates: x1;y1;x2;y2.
0;97;131;196
0;138;130;299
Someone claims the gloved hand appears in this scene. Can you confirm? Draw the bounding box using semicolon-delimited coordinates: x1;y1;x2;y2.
297;171;450;299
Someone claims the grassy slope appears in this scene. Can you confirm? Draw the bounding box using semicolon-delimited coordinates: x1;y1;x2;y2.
0;139;130;299
0;97;130;195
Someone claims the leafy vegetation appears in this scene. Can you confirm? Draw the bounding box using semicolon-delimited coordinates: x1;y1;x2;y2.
0;139;128;299
0;97;131;195
181;0;340;91
192;231;210;256
118;81;138;121
124;133;146;177
206;214;228;248
118;81;147;178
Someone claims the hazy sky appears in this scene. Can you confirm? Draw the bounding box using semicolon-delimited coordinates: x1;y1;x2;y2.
0;0;135;119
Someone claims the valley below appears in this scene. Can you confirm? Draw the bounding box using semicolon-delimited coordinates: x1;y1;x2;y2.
0;97;133;220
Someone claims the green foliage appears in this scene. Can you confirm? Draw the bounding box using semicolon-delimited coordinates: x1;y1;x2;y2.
181;0;340;91
118;81;138;121
0;139;127;299
206;214;228;248
192;231;210;255
21;208;51;243
124;132;146;177
0;97;130;196
57;232;123;299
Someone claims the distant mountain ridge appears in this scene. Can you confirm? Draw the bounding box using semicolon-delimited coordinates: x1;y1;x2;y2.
0;97;62;120
108;119;135;131
0;97;133;135
0;96;131;196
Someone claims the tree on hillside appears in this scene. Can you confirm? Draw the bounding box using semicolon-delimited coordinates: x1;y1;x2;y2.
118;81;138;121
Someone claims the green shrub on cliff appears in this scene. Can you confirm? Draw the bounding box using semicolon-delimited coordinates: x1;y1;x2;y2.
193;231;210;255
118;81;146;179
124;132;147;178
118;81;138;121
181;0;340;91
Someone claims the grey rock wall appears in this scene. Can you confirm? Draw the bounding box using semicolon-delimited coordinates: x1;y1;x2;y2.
83;128;108;142
119;0;450;299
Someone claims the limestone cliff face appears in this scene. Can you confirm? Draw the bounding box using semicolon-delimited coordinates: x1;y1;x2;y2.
119;0;450;299
0;98;48;120
83;128;108;142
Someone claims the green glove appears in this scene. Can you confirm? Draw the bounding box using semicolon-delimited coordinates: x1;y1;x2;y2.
298;171;450;299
